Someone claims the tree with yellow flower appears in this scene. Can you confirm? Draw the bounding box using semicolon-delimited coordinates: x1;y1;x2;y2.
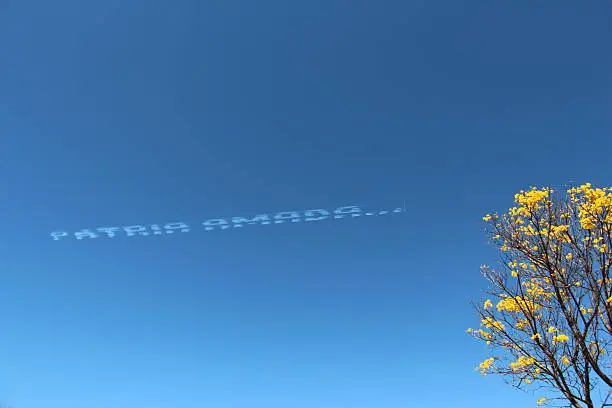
467;183;612;408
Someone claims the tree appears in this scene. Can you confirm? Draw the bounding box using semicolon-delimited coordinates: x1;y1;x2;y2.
467;183;612;408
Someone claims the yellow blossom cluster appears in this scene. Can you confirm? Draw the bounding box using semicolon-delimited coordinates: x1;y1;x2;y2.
513;187;553;214
515;319;529;330
507;260;538;278
478;357;495;375
552;334;569;344
567;183;612;229
497;296;542;314
549;225;571;243
485;185;612;263
593;237;609;253
510;355;536;372
521;279;554;300
518;224;537;237
481;317;506;331
466;328;492;340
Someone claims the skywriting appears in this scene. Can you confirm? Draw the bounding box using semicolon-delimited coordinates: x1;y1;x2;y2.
50;204;405;241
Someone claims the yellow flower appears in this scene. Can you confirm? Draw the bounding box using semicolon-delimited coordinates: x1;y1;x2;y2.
510;355;536;371
565;253;573;260
547;326;558;334
536;397;547;405
483;299;493;310
581;218;596;230
478;357;495;375
511;271;518;277
575;281;581;287
514;188;551;211
483;214;492;221
552;334;569;344
561;355;570;365
497;297;541;314
481;317;505;331
474;329;492;339
531;333;541;341
515;319;528;330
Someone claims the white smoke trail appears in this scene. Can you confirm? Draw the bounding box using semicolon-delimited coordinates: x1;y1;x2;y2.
50;204;405;241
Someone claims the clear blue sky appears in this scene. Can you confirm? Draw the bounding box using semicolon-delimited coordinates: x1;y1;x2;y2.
1;1;611;407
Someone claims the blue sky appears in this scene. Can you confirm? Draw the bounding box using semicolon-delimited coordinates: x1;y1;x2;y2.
0;1;611;407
